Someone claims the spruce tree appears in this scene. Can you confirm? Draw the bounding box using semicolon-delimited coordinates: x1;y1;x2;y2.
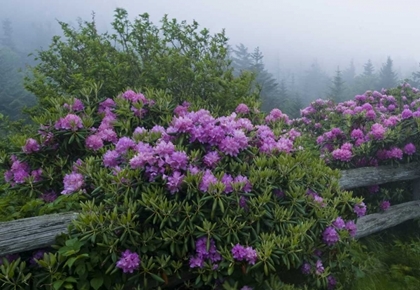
1;19;15;51
343;60;356;86
378;56;398;89
249;47;279;111
231;43;252;76
363;59;375;76
328;67;346;102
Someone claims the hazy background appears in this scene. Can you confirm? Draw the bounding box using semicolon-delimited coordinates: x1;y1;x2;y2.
2;0;419;74
1;0;420;117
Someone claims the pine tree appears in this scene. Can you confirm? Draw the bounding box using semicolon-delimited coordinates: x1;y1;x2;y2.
378;56;398;89
328;67;346;102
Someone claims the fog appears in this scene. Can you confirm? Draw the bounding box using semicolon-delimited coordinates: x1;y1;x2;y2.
2;0;419;74
1;0;420;115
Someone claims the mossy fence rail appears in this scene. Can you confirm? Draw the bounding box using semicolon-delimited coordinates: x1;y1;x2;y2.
2;162;420;256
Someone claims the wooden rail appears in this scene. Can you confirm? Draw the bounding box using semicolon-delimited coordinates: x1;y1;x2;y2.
1;162;420;256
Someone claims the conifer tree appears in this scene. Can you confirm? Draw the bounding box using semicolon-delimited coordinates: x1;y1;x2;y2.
378;56;398;89
1;19;15;51
363;59;375;76
328;67;346;102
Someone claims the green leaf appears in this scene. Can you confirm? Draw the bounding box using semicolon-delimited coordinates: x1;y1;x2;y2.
149;272;165;283
90;277;104;290
53;280;64;290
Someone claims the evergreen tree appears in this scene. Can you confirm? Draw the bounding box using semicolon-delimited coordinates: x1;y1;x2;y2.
353;59;378;93
411;63;420;88
287;91;304;118
249;47;279;112
378;56;398;89
363;59;375;76
343;60;356;86
328;67;346;102
0;47;35;119
1;19;15;51
300;61;330;101
231;43;252;76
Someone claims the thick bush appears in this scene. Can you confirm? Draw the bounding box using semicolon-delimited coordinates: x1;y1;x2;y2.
24;8;258;117
293;83;420;213
0;90;361;289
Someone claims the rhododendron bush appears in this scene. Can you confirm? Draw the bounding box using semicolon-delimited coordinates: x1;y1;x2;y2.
0;88;363;289
294;83;420;213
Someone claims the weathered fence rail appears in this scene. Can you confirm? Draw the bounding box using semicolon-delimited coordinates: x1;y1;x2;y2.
1;162;420;256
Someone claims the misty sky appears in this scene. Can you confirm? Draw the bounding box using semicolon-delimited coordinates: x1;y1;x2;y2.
2;0;420;76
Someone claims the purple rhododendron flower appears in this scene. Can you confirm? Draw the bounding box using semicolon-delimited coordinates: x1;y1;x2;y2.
103;150;120;168
354;202;367;217
61;173;84;195
301;262;311;274
221;173;233;193
370;123;386;140
189;237;221;269
116;249;140;273
85;134;104;151
333;217;345;229
203;151;221;168
380;200;391;211
332;149;352;162
40;191;57;203
166;171;184;194
404;143;416;155
328;275;337;289
345;220;357;237
233;175;252;192
235;103;250;114
199;170;218;192
115;137;136;154
23;138;40;154
239;195;248;209
323;226;339;246
55;114;83;131
315;260;324;275
401;108;413;119
30;249;47;266
231;244;258;264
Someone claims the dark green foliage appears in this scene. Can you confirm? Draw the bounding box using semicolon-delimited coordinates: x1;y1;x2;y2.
0;87;361;289
25;9;258;117
351;222;420;290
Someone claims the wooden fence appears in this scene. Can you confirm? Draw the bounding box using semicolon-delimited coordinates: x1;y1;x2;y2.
1;162;420;256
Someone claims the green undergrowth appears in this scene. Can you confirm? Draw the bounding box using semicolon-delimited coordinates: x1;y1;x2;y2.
351;221;420;290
